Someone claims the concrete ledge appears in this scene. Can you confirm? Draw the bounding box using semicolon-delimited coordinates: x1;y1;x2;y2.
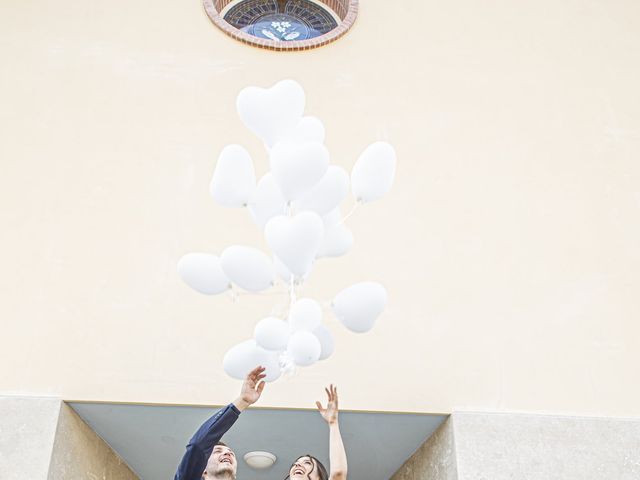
391;417;457;480
0;396;61;480
0;396;138;480
392;412;640;480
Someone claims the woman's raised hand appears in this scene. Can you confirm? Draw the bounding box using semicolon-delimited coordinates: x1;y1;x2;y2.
316;384;339;425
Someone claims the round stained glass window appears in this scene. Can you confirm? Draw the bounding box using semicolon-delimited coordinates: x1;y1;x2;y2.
203;0;358;51
225;0;338;42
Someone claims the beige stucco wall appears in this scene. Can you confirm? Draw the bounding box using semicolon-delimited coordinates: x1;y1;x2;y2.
48;403;139;480
1;0;639;415
391;417;457;480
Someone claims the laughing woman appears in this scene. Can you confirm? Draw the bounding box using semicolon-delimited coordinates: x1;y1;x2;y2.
286;384;347;480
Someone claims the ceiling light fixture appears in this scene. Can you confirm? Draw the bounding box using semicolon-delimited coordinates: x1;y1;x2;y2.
244;450;277;469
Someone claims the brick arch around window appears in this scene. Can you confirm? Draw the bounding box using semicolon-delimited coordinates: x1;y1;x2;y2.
203;0;358;51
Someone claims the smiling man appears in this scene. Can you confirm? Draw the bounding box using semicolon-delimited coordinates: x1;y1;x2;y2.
203;442;237;479
174;366;267;480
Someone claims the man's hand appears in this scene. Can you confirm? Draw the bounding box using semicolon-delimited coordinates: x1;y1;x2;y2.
316;384;339;425
233;366;266;412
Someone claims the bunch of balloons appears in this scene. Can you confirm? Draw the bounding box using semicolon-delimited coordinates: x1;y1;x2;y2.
178;79;396;382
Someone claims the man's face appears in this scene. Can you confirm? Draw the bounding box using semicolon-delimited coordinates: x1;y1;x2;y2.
289;456;319;480
204;445;237;478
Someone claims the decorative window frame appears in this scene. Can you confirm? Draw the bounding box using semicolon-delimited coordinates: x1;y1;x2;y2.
203;0;359;51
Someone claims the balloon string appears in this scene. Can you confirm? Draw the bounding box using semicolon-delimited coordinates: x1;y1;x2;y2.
335;200;361;227
235;290;289;297
229;285;239;303
289;275;297;306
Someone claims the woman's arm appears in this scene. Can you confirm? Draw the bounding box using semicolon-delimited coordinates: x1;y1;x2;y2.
316;385;347;480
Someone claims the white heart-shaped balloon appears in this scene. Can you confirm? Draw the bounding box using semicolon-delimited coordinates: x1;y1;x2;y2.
287;331;321;367
318;224;353;258
223;340;281;382
265;212;324;277
209;144;256;208
236;79;305;147
295;166;349;216
220;245;274;292
270;141;329;201
289;298;322;332
351;142;397;203
255;317;290;351
177;253;230;295
321;208;342;227
274;255;311;283
317;208;353;258
277;116;325;144
248;173;287;229
332;282;388;333
313;324;335;361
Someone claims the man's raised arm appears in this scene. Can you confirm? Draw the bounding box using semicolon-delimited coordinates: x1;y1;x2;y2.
174;366;266;480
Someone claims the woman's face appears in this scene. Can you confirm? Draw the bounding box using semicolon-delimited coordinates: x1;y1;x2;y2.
289;456;319;480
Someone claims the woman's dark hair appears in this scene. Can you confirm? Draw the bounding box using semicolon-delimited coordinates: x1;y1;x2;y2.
284;454;328;480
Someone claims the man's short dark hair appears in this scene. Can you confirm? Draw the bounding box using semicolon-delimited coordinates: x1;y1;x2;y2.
214;441;228;447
